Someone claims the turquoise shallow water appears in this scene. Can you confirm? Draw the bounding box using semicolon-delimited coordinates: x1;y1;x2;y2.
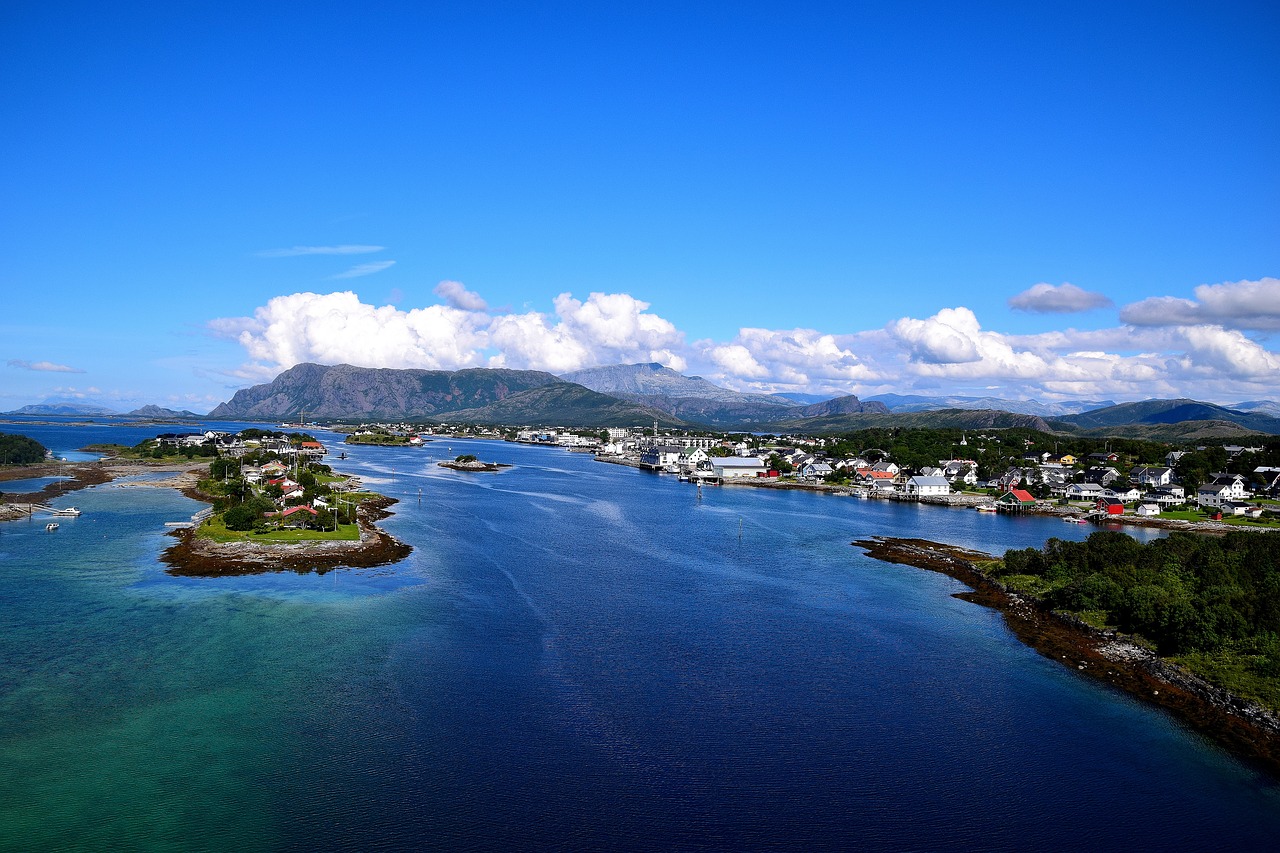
2;429;1279;851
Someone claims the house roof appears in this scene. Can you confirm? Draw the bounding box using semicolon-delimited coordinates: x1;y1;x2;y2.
715;457;767;468
1003;489;1036;502
910;476;949;487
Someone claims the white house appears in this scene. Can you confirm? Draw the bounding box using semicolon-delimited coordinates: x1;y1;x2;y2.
1103;486;1143;502
1066;483;1105;500
1197;483;1235;508
1130;466;1173;487
800;462;834;481
1135;503;1161;517
906;476;951;497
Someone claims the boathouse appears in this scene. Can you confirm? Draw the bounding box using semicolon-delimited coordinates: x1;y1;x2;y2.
996;489;1037;512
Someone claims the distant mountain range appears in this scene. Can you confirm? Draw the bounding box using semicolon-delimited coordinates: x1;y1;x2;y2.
866;394;1115;418
1053;399;1280;435
562;362;887;428
3;402;202;419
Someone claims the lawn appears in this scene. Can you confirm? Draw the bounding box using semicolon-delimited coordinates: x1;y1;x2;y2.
197;513;360;543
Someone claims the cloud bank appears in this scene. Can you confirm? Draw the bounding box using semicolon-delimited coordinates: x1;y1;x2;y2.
210;277;1280;404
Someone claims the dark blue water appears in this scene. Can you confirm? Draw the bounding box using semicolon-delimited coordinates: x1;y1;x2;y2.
1;426;1277;851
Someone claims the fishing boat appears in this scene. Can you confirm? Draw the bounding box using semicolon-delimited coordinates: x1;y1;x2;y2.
975;504;998;512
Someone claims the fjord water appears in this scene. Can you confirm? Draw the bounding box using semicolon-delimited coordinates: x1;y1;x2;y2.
2;428;1278;851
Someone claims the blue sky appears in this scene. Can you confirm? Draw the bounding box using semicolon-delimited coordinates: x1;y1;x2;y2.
2;1;1277;413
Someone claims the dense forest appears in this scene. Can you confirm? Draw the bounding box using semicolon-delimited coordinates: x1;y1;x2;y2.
0;432;49;465
996;531;1280;706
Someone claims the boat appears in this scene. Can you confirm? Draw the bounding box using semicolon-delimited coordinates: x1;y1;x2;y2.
54;507;81;516
975;504;998;513
1063;516;1089;524
45;522;59;531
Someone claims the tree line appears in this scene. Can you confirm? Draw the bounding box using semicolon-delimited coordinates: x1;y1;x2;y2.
997;531;1280;683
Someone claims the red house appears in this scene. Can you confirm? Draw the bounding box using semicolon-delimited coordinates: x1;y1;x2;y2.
1095;497;1125;515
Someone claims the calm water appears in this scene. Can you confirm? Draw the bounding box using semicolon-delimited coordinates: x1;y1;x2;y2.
1;426;1278;851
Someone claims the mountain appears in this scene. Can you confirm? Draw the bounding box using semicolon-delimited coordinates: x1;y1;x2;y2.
1057;399;1280;435
5;402;120;416
1232;400;1280;418
208;363;565;420
774;392;831;405
560;362;886;428
126;405;203;419
562;363;795;405
762;408;1055;434
866;394;1115;417
439;384;687;428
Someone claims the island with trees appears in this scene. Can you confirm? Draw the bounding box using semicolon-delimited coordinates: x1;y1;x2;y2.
159;431;410;576
438;453;510;472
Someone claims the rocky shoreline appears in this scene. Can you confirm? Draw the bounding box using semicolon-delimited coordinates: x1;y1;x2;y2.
854;536;1280;778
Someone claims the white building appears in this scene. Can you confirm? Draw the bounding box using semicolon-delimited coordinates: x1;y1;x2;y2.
712;457;769;480
906;475;951;497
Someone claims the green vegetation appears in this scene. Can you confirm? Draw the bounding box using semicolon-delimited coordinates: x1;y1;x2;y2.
996;530;1280;710
455;454;478;463
345;431;414;446
0;432;49;465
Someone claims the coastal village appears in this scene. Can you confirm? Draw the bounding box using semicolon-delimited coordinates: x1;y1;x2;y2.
267;420;1280;530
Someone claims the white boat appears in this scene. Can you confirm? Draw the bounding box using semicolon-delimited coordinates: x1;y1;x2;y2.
975;504;997;513
45;522;59;531
54;507;81;516
1063;516;1089;524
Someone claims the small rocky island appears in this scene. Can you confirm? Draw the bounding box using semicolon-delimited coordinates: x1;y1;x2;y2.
438;454;511;473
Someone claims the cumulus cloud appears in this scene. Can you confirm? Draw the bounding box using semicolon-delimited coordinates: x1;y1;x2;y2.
257;245;385;257
210;290;489;372
331;260;396;279
890;308;983;364
1009;282;1113;313
1121;277;1280;330
489;292;686;373
434;280;488;312
7;359;83;373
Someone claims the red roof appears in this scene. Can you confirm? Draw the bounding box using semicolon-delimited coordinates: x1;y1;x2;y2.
1008;489;1035;502
267;505;317;518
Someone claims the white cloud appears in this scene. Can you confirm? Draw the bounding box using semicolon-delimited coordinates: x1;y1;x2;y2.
331;260;396;279
211;290;488;372
257;245;385;257
1009;282;1113;313
434;280;488;312
489;292;686;373
7;359;83;373
890;308;983;364
1121;277;1280;330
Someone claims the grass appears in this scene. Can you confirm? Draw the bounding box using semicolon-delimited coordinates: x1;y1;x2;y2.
998;574;1055;597
197;514;360;543
1175;650;1280;714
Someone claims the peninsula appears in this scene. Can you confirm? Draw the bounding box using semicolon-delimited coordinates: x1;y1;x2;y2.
855;535;1280;777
